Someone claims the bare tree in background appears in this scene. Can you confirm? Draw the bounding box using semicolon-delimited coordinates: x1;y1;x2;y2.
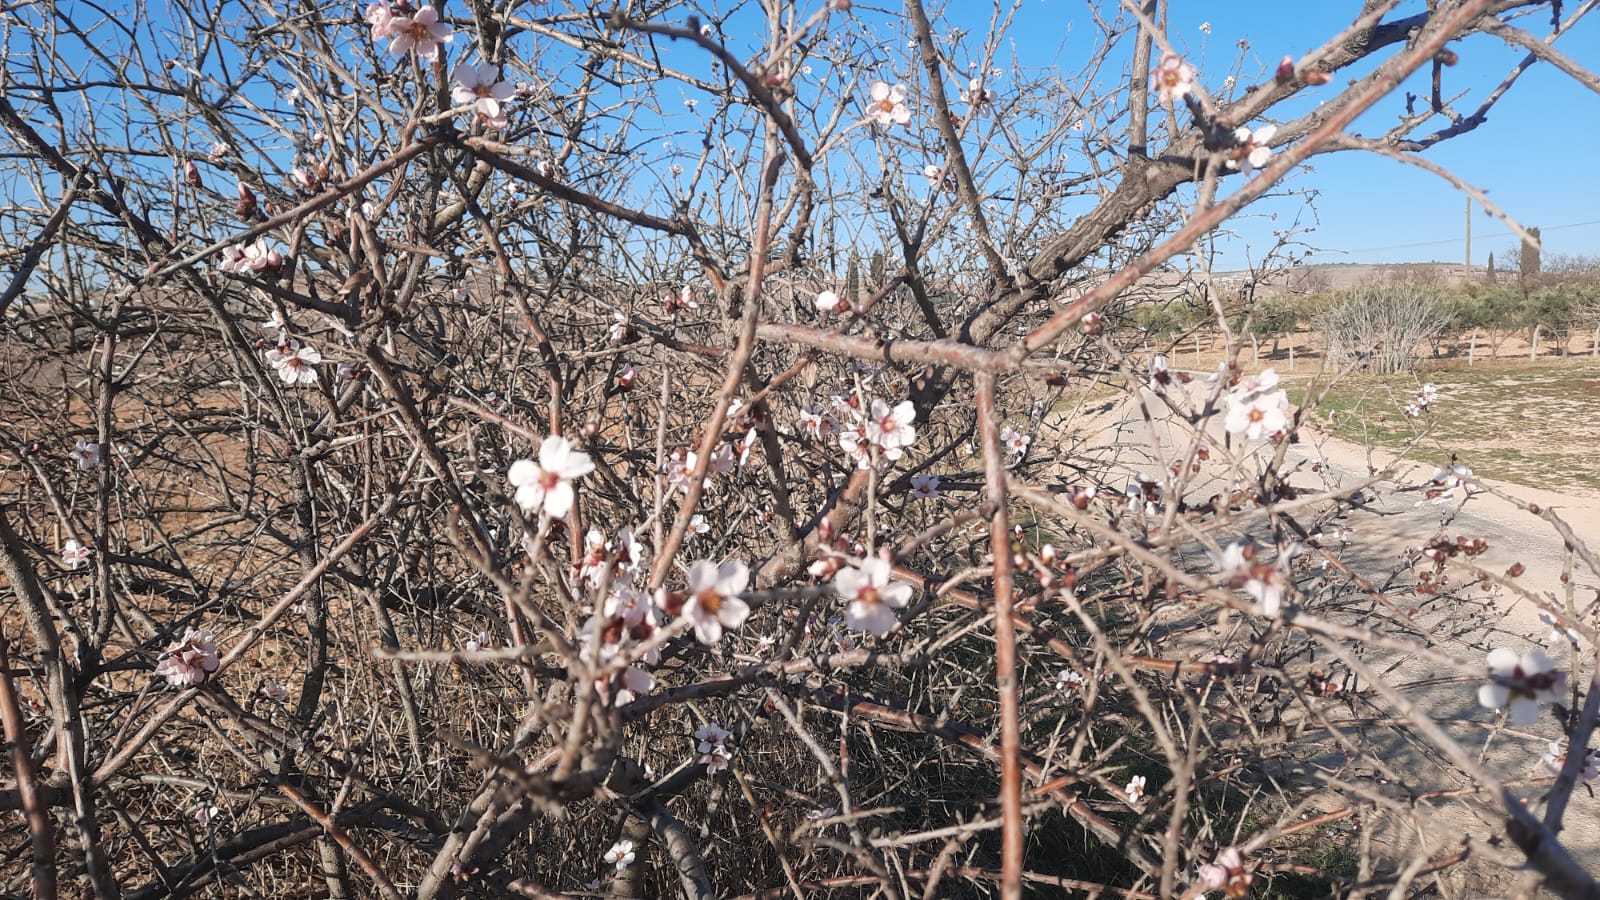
1318;281;1456;373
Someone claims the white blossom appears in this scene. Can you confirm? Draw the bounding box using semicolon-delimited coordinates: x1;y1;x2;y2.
508;436;594;519
834;557;913;637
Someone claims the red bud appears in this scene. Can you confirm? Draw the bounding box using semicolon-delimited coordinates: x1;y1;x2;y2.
1275;55;1295;84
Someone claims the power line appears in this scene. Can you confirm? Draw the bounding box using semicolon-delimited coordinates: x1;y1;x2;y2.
1340;219;1600;254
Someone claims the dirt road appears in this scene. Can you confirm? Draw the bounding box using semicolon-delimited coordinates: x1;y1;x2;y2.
1060;380;1600;894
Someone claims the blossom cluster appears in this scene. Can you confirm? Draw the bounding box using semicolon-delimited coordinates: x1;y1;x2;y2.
1213;540;1296;617
218;237;286;275
1404;383;1439;418
155;628;221;687
265;339;322;386
577;579;660;707
664;436;751;494
835;397;917;470
695;723;734;773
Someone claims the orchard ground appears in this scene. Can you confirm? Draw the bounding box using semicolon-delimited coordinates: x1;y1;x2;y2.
1147;326;1600;496
1060;344;1600;895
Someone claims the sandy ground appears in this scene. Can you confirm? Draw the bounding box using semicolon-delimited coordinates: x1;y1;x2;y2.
1299;427;1600;896
1057;376;1600;895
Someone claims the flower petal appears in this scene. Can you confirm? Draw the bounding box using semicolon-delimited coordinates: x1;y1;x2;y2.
1509;696;1542;725
507;458;539;488
543;481;575;518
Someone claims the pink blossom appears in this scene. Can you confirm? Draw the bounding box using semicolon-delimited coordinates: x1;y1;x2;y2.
1152;53;1195;105
999;424;1030;457
1224;369;1290;441
155;628;220;687
666;284;698;313
1542;740;1600;781
387;6;453;60
614;665;653;706
1148;354;1172;391
1212;541;1293;618
451;62;513;128
69;438;102;470
959;76;991;107
800;404;838;440
1057;668;1086;693
815;289;847;313
265;340;322;386
865;399;916;452
61;539;92;570
602;839;636;870
695;724;734;773
219;237;286;275
836;418;874;469
365;2;396;40
1539;610;1583;646
674;443;738;487
1197;847;1251;897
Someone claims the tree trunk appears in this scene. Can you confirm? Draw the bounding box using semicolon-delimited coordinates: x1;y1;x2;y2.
1288;341;1295;372
1195;332;1202;363
1530;323;1541;360
1468;328;1477;366
1250;334;1259;366
1591;324;1599;357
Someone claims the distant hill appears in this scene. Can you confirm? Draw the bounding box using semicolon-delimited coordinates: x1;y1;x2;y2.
1208;261;1486;296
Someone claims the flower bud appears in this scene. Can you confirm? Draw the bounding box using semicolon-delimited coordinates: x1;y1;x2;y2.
1275;54;1295;84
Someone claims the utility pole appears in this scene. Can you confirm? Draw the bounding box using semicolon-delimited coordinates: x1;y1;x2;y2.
1464;197;1472;270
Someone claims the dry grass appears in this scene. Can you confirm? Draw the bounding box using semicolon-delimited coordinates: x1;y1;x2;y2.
1298;357;1600;494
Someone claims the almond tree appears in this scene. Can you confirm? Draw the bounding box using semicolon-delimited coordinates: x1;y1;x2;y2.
1;2;1599;898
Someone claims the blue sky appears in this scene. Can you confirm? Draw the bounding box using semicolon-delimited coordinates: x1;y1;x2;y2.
24;1;1594;278
646;1;1599;273
989;0;1600;270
